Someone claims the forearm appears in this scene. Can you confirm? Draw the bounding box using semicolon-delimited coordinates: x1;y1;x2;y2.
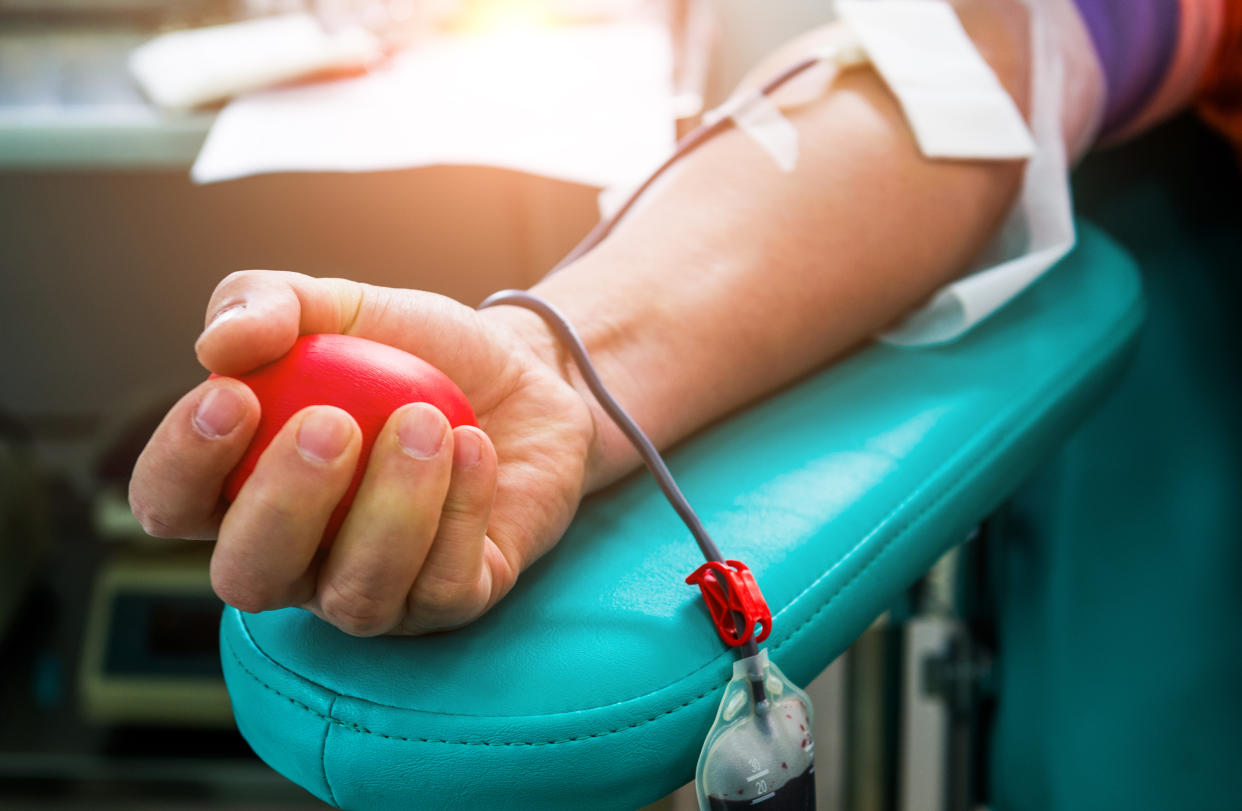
499;4;1034;491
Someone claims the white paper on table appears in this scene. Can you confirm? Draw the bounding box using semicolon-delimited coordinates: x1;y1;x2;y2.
191;23;676;188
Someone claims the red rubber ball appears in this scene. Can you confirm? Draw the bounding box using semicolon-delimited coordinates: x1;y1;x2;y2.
213;333;478;544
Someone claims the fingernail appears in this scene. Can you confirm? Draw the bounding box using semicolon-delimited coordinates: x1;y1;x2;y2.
297;409;353;463
453;427;482;469
397;405;447;460
193;386;246;439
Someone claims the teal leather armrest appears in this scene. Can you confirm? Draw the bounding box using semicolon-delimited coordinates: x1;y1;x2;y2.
220;221;1144;810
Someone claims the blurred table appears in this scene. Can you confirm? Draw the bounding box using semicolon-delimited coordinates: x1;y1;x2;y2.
0;25;213;168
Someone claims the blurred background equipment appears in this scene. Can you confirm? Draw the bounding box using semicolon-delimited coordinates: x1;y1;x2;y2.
0;415;50;648
78;543;232;728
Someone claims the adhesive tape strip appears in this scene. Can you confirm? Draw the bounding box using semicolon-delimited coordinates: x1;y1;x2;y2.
836;0;1035;159
701;40;866;173
706;91;801;172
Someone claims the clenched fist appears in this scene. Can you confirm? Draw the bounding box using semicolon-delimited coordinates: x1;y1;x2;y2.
130;270;597;637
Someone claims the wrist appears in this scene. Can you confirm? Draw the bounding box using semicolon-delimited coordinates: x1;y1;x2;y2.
475;299;613;493
478;281;648;493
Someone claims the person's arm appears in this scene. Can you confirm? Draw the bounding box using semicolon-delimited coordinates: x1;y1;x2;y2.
510;1;1033;490
130;1;1044;637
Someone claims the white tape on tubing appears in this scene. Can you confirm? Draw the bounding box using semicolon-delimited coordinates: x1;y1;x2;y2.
704;91;801;172
698;39;867;173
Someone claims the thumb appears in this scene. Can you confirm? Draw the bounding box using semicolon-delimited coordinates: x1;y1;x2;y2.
195;270;485;380
196;270;366;376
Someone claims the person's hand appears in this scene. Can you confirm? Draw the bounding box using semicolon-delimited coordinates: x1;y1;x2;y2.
129;271;597;636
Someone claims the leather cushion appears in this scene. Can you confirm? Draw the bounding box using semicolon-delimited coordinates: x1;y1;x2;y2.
220;221;1143;810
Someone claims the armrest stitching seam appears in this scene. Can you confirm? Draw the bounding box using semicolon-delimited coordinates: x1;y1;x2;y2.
223;635;717;746
321;694;340;806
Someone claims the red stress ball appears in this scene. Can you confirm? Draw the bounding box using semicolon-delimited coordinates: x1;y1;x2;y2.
212;333;478;543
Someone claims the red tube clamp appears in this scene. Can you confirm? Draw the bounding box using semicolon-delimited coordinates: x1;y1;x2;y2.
685;560;772;647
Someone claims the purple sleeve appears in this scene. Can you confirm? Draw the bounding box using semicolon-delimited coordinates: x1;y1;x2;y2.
1072;0;1181;137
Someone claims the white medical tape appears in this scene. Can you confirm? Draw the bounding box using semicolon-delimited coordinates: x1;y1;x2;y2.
698;38;868;173
772;40;870;108
596;40;866;213
835;0;1036;160
702;0;1041;171
704;91;801;172
881;0;1076;345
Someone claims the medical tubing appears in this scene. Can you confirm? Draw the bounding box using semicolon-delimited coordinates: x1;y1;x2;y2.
478;292;722;559
549;56;822;273
476;55;830;672
477;289;760;665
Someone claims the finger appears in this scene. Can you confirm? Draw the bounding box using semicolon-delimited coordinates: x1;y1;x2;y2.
210;406;360;613
310;403;453;637
195;270;367;376
401;425;498;634
129;377;260;540
193;270;496;393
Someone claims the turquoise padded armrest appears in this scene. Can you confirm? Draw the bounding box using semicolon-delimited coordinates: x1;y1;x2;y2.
220;221;1143;810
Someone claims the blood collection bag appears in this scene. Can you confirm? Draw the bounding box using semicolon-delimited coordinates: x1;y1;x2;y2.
695;649;815;810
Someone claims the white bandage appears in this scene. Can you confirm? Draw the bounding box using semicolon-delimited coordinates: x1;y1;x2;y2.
835;0;1035;160
881;0;1076;345
700;0;1037;171
706;0;1071;346
601;0;1071;343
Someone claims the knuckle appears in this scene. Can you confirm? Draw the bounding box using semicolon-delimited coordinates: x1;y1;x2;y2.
407;575;483;630
246;489;303;527
431;512;477;544
129;493;181;539
489;560;517;605
319;577;396;637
